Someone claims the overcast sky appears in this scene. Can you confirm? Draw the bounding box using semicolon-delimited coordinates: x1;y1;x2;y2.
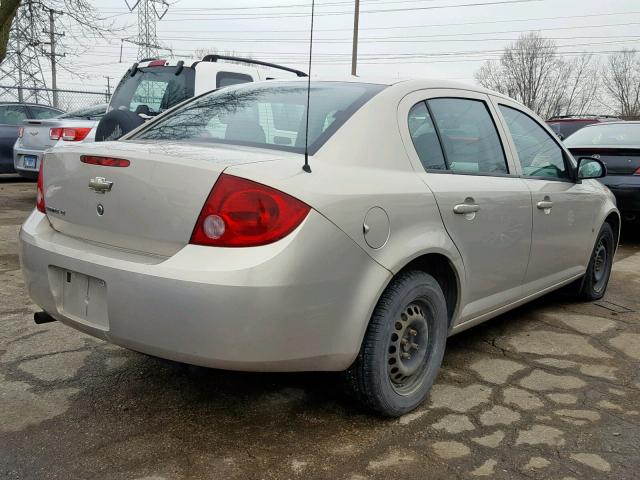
49;0;640;93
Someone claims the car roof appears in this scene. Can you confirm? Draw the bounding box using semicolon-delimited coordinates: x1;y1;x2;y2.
580;120;640;127
0;102;63;109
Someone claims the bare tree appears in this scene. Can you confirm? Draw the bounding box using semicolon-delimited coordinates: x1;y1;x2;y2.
476;33;598;118
602;49;640;117
0;0;20;62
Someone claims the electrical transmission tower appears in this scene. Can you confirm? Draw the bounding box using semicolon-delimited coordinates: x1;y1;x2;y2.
125;0;170;60
0;1;51;104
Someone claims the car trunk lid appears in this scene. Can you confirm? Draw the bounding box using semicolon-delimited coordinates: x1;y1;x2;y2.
569;147;640;175
20;119;59;150
42;140;295;256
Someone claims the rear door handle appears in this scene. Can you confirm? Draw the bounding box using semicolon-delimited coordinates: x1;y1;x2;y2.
536;200;553;209
453;203;480;214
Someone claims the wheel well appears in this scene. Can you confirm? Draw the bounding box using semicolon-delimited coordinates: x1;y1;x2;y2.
604;212;620;247
397;254;459;327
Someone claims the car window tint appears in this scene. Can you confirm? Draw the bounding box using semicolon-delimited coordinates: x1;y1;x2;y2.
500;105;568;180
29;106;61;119
428;98;508;174
408;102;446;170
217;72;253;88
0;105;28;124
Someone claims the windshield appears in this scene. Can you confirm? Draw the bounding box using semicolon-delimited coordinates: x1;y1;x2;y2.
133;81;385;154
565;123;640;147
58;104;107;120
109;66;195;116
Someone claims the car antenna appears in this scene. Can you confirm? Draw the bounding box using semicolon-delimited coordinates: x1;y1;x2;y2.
302;0;315;174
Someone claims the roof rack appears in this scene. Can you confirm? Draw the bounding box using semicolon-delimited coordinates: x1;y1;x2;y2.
201;54;307;78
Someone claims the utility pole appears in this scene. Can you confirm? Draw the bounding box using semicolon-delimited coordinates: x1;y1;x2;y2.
125;0;170;60
351;0;360;76
43;8;64;108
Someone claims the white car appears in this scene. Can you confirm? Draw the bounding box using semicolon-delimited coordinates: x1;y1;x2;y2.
14;104;107;179
20;78;619;416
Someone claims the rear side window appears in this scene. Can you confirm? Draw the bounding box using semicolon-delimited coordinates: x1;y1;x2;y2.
134;82;385;155
217;71;253;88
408;98;508;174
500;105;569;180
408;102;446;170
0;105;28;124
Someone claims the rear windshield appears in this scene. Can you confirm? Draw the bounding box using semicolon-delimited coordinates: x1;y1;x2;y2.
564;123;640;147
109;66;195;116
547;121;591;139
58;104;107;120
132;81;385;154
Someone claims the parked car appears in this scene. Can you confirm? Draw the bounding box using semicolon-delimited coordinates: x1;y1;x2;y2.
565;121;640;223
95;55;306;142
546;115;619;140
20;79;619;416
0;102;63;174
14;103;108;180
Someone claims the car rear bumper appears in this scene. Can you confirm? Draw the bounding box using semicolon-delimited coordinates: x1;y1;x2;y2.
19;209;390;372
600;175;640;219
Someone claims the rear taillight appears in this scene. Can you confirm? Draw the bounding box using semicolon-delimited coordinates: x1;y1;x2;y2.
49;127;62;140
81;155;130;167
634;167;640;175
18;127;24;138
190;174;310;247
36;158;45;213
62;127;92;141
148;59;166;67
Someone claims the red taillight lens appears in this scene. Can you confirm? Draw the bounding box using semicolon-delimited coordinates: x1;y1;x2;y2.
18;127;24;138
147;59;166;67
80;155;130;167
36;158;45;213
49;127;62;140
190;174;310;247
62;127;92;141
634;167;640;175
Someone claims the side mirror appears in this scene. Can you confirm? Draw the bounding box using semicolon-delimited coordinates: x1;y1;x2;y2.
577;156;607;180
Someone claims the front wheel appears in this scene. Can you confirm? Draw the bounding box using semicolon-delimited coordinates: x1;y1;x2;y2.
344;271;448;417
579;222;615;301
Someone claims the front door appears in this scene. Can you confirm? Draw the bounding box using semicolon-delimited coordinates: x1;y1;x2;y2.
401;92;533;322
495;102;597;293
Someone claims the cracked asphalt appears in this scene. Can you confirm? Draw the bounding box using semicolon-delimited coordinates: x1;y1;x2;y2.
1;176;639;480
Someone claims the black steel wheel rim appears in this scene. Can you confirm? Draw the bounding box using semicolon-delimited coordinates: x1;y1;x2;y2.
387;300;434;396
592;235;610;293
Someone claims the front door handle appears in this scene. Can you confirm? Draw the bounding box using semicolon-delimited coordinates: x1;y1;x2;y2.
536;200;553;209
453;203;480;214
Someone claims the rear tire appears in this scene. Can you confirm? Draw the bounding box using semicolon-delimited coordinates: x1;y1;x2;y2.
344;271;448;417
579;222;615;301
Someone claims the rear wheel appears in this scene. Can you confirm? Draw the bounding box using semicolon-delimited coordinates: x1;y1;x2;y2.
579;222;615;301
344;271;448;417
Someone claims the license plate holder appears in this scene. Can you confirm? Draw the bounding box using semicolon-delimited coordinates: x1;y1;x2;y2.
58;269;109;329
23;155;37;169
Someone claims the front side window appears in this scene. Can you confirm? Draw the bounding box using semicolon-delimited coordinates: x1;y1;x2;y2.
500;105;569;180
134;82;385;154
428;98;508;174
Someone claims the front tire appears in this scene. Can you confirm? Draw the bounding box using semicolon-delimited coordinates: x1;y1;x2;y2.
344;271;448;417
579;222;615;301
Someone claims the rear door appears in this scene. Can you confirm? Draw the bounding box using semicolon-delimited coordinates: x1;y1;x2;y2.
494;99;597;292
400;90;532;321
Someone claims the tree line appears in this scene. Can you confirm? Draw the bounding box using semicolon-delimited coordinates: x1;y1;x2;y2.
475;32;640;119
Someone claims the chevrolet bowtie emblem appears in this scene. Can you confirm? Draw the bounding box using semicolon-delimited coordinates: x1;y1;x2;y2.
88;177;113;194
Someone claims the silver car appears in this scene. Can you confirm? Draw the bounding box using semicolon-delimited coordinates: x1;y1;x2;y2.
19;79;619;416
14;103;107;179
